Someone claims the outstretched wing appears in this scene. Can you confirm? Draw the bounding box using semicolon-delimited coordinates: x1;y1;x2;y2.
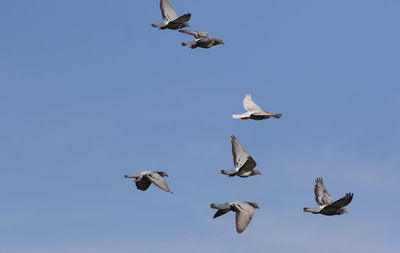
243;94;263;112
238;156;256;174
135;178;151;191
160;0;178;22
233;202;255;234
327;193;354;209
179;30;210;39
145;172;172;193
231;135;249;169
314;177;334;206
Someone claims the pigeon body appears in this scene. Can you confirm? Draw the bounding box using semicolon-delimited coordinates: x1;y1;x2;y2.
232;94;282;120
151;0;191;30
179;30;224;49
221;135;261;178
124;171;173;193
210;201;259;234
303;177;353;216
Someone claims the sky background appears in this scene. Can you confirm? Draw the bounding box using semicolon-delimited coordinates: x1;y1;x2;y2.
1;0;400;252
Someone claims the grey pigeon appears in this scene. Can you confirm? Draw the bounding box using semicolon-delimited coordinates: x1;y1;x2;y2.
232;94;282;120
179;30;224;49
124;171;173;193
221;135;261;178
303;177;354;215
151;0;191;30
210;201;259;234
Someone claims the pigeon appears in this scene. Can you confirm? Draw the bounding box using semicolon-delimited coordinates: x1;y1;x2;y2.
210;201;259;234
179;30;224;49
151;0;191;30
221;135;261;178
124;171;173;193
303;177;354;216
232;94;282;120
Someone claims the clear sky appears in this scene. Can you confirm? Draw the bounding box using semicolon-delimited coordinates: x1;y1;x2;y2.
1;0;399;252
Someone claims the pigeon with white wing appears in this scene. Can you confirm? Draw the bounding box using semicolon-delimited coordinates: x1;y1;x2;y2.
232;94;282;120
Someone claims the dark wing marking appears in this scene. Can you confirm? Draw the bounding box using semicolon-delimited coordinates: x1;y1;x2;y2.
327;193;354;209
135;178;151;191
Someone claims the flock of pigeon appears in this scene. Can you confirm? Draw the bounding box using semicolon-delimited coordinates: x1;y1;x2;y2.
150;0;224;49
124;0;355;234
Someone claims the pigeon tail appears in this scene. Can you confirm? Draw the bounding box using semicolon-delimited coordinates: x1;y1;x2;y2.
221;170;236;177
272;113;282;119
232;112;251;119
303;207;320;214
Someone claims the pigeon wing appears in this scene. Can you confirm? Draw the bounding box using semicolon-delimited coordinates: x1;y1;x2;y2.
327;193;354;209
243;94;263;112
233;202;254;234
160;0;178;22
169;13;191;25
135;177;151;191
238;156;257;174
231;135;249;169
314;177;334;206
145;172;172;193
210;203;231;209
179;30;210;39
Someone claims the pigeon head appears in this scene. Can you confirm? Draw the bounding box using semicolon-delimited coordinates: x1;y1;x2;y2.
252;170;262;176
215;39;224;45
158;172;169;177
248;202;260;209
337;208;349;215
181;22;190;28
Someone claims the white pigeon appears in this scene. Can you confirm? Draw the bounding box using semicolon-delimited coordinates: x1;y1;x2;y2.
303;177;354;216
221;135;261;178
232;94;282;120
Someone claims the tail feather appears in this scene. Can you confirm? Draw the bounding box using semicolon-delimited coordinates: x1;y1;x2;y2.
232;112;251;119
273;113;282;119
221;169;237;177
303;207;320;214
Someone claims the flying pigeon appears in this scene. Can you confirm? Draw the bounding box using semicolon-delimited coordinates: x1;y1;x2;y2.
210;201;259;234
179;30;224;49
151;0;191;30
232;94;282;120
303;177;354;216
124;171;173;193
221;135;261;178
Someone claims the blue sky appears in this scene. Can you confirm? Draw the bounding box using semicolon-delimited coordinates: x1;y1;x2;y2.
0;0;399;252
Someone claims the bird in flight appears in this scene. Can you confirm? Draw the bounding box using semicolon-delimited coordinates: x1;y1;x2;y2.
124;171;173;193
179;30;224;49
221;135;261;178
232;94;282;120
151;0;191;30
210;201;259;234
303;177;354;215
